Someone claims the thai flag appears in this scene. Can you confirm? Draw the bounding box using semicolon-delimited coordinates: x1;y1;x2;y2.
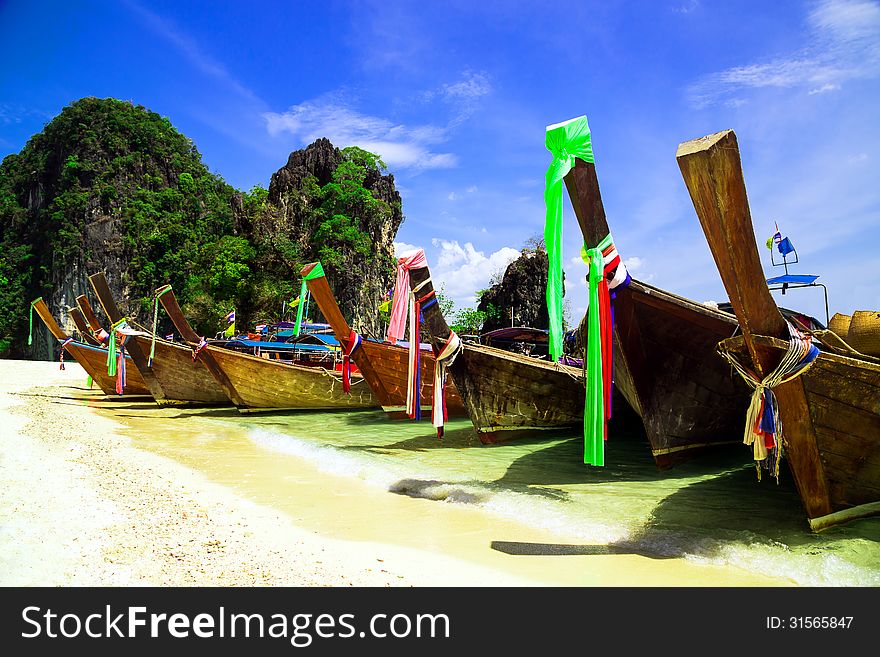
165;333;174;341
224;310;235;324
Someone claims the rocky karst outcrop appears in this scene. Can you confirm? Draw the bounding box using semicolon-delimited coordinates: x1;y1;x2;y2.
478;246;554;333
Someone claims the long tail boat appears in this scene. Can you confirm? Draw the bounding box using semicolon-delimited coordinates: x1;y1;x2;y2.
552;116;750;468
399;252;584;442
677;129;880;530
299;261;466;420
153;283;379;412
29;297;151;396
67;306;104;347
87;272;231;407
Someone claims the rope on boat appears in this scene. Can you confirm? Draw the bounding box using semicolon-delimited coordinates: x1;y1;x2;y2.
59;337;73;370
717;320;820;482
432;330;462;438
149;285;173;367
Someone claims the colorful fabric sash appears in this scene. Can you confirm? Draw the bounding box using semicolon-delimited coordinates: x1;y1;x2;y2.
106;318;131;394
544;116;594;362
433;331;462;437
192;337;208;362
342;329;362;393
59;337;73;370
294;263;325;337
406;278;435;419
149;285;173;367
386;249;429;344
718;320;819;481
28;300;37;346
581;234;631;466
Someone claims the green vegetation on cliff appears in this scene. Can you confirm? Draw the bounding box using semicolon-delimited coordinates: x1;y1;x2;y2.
0;97;402;356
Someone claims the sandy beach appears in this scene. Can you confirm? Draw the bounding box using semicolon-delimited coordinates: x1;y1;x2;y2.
0;359;794;587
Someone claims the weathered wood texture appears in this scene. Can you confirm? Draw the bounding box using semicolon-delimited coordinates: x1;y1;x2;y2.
408;265;584;440
301;263;466;418
206;345;378;411
677;130;834;519
88;272;228;406
76;294;104;334
68;307;103;346
31;298;150;396
564;157;749;468
155;286;248;407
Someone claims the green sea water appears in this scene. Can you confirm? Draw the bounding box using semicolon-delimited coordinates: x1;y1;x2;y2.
103;398;880;587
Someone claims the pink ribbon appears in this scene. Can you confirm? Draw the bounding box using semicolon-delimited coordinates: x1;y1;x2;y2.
386;248;428;343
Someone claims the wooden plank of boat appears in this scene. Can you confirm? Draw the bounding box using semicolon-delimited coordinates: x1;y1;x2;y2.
155;283;379;412
676;129;880;529
87;272;230;406
76;294;105;338
30;297;151;397
407;262;584;442
300;262;467;420
67;306;103;347
563;157;749;468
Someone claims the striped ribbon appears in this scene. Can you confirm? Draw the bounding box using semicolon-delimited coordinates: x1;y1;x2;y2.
94;328;109;344
718;320;819;481
432;331;462;438
192;337;208;362
59;337;73;370
342;329;362;393
581;234;631;466
149;285;172;367
106;317;128;376
28;299;38;346
406;279;435;420
116;337;127;395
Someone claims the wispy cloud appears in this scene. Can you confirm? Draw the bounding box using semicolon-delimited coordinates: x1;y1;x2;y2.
0;103;53;126
264;95;457;171
687;0;880;108
122;0;263;105
264;71;491;172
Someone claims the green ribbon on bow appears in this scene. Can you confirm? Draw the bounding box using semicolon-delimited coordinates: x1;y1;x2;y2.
294;262;325;337
28;298;41;346
582;244;605;466
544;116;594;362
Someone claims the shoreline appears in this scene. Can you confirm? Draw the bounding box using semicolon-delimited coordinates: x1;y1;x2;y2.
0;360;794;587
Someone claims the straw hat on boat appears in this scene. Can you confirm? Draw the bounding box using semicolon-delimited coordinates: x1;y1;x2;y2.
828;312;851;339
847;310;880;357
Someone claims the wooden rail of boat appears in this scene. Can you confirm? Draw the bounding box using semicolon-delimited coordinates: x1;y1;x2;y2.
155;282;378;412
676;128;880;529
76;294;104;336
407;264;584;442
67;306;103;347
300;262;466;419
88;272;230;406
31;297;151;396
562;157;749;468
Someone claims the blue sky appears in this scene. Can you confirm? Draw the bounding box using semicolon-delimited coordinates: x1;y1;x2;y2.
1;0;878;323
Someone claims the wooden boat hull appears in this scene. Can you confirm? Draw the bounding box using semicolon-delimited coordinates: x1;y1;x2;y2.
206;345;379;411
610;280;750;468
64;341;151;397
406;266;583;441
359;340;467;418
564;156;749;467
721;334;880;529
452;342;584;442
129;335;230;406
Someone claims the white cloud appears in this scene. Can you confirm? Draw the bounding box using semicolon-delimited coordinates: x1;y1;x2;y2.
428;239;520;308
686;0;880;108
448;191;458;201
466;185;478;193
808;82;842;94
263;96;457;171
393;241;420;256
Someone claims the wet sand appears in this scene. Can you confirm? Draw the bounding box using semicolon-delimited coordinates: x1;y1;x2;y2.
0;360;794;587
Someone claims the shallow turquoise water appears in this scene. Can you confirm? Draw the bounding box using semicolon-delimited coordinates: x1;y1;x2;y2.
193;407;880;587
